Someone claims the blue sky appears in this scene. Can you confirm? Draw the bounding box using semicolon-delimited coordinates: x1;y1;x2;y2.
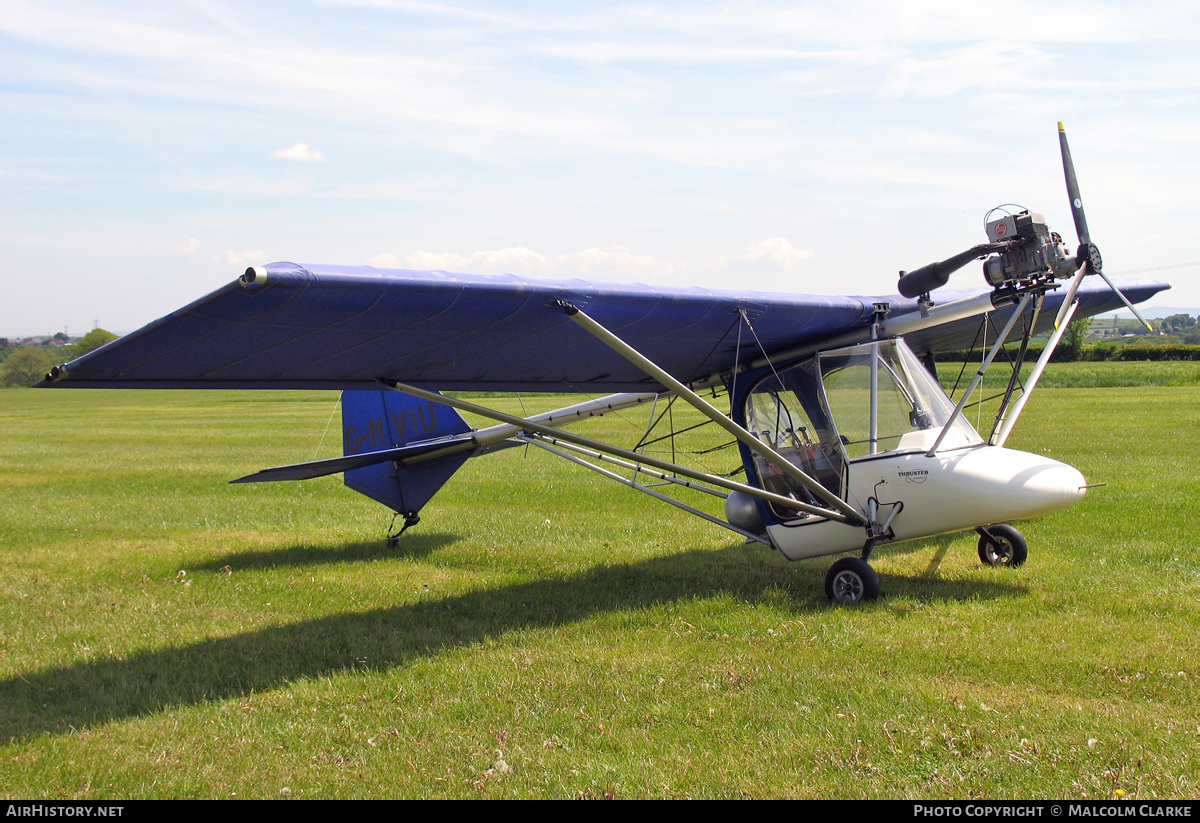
2;0;1197;336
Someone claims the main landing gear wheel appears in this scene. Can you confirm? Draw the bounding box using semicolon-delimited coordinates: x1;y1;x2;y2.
977;524;1028;567
825;557;880;604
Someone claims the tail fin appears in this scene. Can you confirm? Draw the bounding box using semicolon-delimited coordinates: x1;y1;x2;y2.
341;389;472;516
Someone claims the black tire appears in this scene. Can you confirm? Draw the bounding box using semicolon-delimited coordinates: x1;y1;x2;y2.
977;524;1028;567
825;557;881;603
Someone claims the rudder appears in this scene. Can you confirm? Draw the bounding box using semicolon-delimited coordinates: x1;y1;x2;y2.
341;389;472;517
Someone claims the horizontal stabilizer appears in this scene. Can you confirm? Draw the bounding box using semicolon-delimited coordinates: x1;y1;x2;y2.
231;434;476;484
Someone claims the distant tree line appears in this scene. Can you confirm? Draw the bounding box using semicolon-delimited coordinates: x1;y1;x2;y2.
938;343;1200;364
1090;313;1200;343
922;315;1200;364
0;329;118;387
1159;313;1198;338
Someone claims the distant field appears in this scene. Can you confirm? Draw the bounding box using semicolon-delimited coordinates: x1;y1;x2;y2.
1;369;1197;799
937;358;1200;389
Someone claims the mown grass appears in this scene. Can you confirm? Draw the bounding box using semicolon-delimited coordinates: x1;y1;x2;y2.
0;367;1197;799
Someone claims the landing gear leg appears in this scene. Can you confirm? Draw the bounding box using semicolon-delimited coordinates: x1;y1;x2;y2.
825;557;881;604
386;511;421;548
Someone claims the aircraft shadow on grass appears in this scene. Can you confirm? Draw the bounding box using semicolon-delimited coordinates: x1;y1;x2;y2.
0;538;1025;742
194;532;463;572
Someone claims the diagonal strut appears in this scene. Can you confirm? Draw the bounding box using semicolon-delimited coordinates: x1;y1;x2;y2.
557;302;866;526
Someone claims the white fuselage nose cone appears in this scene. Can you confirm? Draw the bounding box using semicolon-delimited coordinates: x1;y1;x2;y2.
919;445;1087;525
765;445;1087;561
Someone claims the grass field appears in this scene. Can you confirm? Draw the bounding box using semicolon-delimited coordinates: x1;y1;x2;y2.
1;364;1197;799
938;358;1200;390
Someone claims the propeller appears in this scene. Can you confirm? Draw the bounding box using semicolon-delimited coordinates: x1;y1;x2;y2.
1053;122;1154;331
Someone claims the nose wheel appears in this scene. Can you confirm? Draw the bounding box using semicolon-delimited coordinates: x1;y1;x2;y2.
825;557;880;604
976;524;1028;567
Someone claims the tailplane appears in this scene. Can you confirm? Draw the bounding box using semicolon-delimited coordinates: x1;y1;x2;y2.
232;389;474;522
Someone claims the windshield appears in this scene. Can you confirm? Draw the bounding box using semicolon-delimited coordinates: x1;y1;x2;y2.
818;340;983;458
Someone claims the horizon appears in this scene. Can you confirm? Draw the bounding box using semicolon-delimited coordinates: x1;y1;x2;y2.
6;302;1198;341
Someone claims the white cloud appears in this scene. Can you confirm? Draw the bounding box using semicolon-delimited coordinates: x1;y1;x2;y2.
217;249;267;267
368;246;681;281
367;247;548;274
271;143;327;161
367;252;400;267
179;237;200;254
539;43;819;65
400;249;483;271
882;42;1051;98
723;238;816;271
615;2;1151;51
559;247;682;280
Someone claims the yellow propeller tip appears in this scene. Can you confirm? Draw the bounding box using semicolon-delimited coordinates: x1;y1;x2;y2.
1058;121;1065;131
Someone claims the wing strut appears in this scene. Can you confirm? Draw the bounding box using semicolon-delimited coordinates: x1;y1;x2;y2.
557;302;866;526
991;299;1079;447
989;292;1044;439
924;293;1032;456
520;436;771;546
380;380;857;523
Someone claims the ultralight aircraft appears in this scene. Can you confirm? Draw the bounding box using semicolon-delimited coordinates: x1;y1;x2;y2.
39;125;1170;603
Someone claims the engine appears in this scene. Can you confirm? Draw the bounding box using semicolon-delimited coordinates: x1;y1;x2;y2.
981;211;1079;288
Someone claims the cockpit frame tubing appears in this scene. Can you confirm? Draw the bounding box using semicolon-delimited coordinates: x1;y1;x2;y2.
381;379;856;523
558;302;866;526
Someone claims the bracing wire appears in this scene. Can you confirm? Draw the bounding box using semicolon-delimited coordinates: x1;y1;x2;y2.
314;393;342;459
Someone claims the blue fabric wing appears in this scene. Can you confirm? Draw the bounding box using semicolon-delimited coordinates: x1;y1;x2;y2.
41;263;1169;392
44;263;873;392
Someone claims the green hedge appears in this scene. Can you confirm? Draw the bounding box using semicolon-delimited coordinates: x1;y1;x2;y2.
938;343;1200;363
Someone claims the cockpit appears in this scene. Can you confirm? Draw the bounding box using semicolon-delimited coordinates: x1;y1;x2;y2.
743;339;983;521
